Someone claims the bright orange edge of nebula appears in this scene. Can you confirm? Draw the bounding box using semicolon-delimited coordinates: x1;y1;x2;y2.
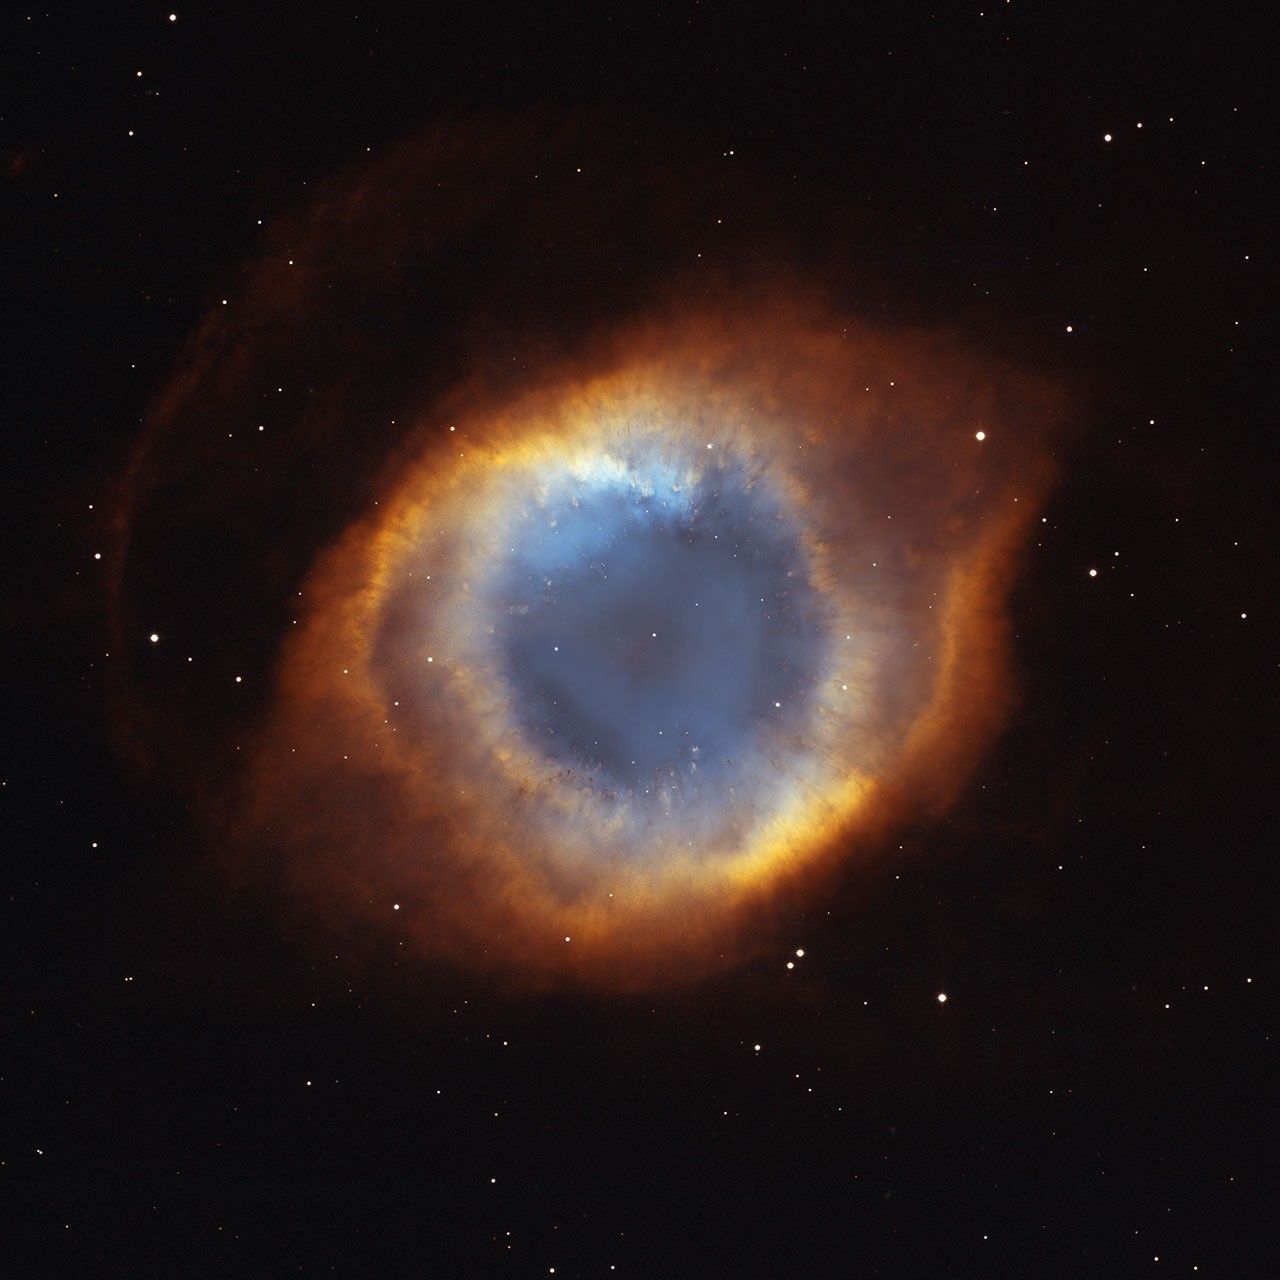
218;301;1063;990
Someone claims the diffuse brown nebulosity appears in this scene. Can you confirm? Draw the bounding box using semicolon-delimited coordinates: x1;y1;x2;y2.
109;117;1065;989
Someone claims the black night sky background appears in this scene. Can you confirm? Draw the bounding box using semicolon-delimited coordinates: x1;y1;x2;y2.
3;4;1276;1275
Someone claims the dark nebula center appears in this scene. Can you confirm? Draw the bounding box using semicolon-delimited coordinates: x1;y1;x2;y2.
496;466;823;791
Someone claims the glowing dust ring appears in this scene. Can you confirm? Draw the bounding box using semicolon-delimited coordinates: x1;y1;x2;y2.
237;307;1061;985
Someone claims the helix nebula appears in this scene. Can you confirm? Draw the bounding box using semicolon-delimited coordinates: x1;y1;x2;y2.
112;119;1065;988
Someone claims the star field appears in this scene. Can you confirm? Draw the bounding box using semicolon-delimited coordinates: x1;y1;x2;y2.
3;4;1274;1276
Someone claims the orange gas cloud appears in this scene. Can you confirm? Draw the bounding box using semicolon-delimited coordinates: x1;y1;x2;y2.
109;120;1065;990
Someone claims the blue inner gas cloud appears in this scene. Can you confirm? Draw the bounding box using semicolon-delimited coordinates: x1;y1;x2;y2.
492;457;825;794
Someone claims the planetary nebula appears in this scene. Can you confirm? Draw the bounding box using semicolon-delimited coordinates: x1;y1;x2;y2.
111;122;1064;987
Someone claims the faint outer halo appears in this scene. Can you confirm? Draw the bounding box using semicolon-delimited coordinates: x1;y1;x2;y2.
107;115;1066;989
